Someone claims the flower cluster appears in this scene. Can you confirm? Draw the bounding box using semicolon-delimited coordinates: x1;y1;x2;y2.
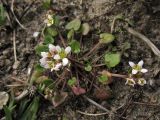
125;60;148;87
44;14;54;27
40;44;71;71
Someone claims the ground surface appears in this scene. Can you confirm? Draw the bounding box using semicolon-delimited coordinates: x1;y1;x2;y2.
0;0;160;120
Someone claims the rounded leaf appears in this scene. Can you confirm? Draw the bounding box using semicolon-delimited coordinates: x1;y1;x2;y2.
105;52;121;67
65;19;81;31
81;23;90;35
100;33;115;44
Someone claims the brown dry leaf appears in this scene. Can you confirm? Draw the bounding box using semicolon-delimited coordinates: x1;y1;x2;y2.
94;86;112;100
52;91;68;107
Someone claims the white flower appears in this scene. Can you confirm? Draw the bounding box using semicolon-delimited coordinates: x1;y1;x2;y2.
44;14;54;27
33;32;40;38
137;78;147;86
129;60;148;74
125;78;136;87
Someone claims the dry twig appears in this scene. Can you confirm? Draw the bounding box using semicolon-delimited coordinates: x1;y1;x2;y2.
12;30;17;63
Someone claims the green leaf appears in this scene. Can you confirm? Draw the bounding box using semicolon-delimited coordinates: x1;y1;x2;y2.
99;33;115;44
35;44;48;55
65;19;81;31
35;64;45;73
0;4;6;26
46;27;58;37
17;99;30;118
4;98;16;120
104;52;121;68
4;106;12;120
44;35;54;44
42;79;53;87
42;0;51;9
67;77;76;87
81;23;90;35
69;40;80;53
84;64;92;72
54;16;60;26
20;97;39;120
98;75;108;84
67;29;74;40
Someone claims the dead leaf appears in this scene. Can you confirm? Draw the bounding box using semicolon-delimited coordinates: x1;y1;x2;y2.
94;86;112;100
52;91;68;107
71;86;86;95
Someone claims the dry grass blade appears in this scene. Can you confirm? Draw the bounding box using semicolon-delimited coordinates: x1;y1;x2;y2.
126;27;160;57
77;110;109;116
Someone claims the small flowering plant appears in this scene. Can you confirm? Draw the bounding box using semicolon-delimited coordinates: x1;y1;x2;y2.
125;60;148;87
31;12;150;107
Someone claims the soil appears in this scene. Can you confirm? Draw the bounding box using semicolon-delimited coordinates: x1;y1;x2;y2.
0;0;160;120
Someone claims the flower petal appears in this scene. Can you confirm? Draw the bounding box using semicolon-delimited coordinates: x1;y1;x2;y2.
62;58;69;66
41;52;48;58
132;69;138;74
129;61;135;67
33;32;40;38
40;58;49;68
138;60;144;67
54;54;60;60
65;46;71;54
56;46;62;53
49;44;56;52
141;69;148;73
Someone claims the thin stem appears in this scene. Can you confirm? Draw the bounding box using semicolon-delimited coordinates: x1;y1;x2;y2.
58;30;66;47
84;42;101;57
111;73;127;79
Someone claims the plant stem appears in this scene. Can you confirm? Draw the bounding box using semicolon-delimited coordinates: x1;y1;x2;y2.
84;42;101;57
111;73;127;79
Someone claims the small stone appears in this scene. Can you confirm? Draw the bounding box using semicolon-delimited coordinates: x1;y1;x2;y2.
13;61;20;69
